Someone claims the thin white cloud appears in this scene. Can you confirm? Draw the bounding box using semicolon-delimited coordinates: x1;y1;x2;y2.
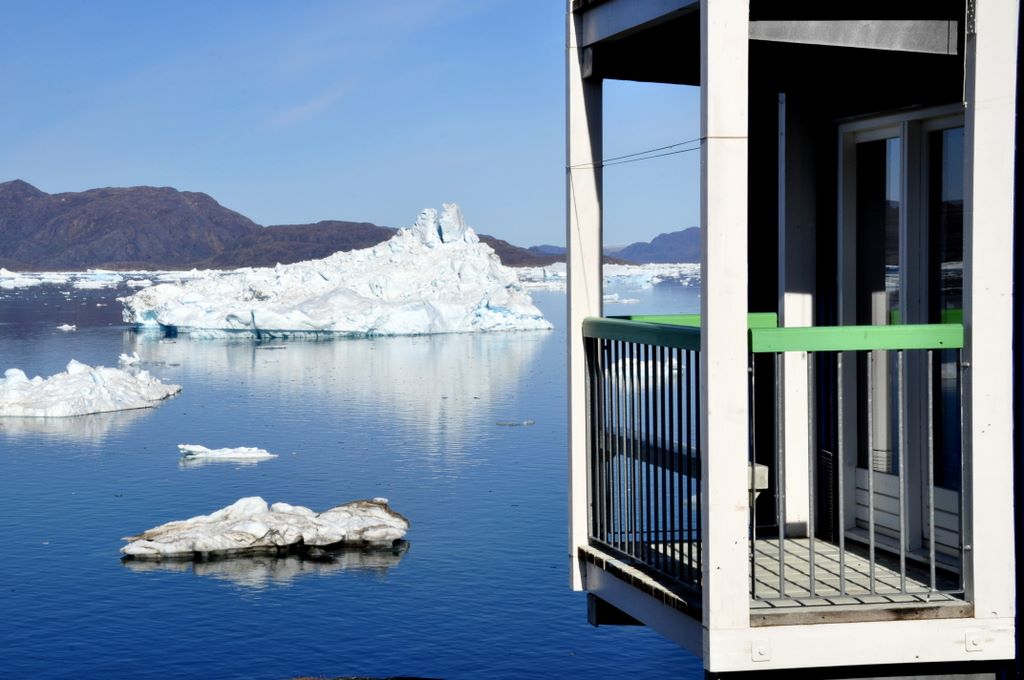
268;82;353;128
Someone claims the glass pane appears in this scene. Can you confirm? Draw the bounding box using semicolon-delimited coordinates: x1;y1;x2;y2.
855;137;901;473
928;127;964;491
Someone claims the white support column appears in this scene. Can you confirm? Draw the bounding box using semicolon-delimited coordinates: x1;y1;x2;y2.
566;4;603;591
700;0;750;639
777;93;814;535
962;0;1018;621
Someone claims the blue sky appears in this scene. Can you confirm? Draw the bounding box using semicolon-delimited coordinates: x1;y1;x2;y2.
0;0;699;246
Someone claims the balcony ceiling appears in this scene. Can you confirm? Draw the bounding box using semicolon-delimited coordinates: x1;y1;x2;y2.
578;0;966;87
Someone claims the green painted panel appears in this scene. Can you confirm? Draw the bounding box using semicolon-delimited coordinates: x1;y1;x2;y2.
749;323;963;353
890;308;962;325
582;317;701;351
610;312;778;329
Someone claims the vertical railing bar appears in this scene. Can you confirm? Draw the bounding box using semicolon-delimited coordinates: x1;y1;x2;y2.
643;343;652;568
807;350;817;598
927;349;937;593
623;340;631;555
867;350;877;594
657;343;666;575
652;344;660;573
586;337;596;540
957;349;966;593
668;345;677;579
616;340;625;551
671;346;679;577
664;345;671;578
655;344;663;574
837;351;847;596
775;351;786;600
599;340;608;544
749;354;757;597
897;350;908;593
628;341;637;560
604;340;611;546
685;348;694;586
696;353;703;586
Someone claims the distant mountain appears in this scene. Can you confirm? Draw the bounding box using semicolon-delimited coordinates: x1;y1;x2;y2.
613;228;700;264
528;244;566;256
0;180;552;270
525;228;700;265
204;221;398;268
0;180;256;269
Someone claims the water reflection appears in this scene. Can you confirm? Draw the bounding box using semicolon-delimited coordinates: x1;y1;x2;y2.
123;330;546;448
0;408;151;444
122;544;408;589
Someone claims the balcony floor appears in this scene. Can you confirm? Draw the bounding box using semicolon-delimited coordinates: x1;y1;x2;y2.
749;537;971;625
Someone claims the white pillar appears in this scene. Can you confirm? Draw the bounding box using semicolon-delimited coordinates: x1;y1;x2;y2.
700;0;750;638
777;93;814;535
566;4;603;591
962;0;1018;621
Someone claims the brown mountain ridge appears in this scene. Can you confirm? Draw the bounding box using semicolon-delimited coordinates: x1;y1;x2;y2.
0;180;560;270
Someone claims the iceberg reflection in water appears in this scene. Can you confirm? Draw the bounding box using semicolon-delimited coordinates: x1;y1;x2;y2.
0;407;151;444
122;327;545;451
123;543;409;589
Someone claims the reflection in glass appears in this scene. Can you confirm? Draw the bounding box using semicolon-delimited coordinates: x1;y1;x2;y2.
928;127;964;491
855;137;901;474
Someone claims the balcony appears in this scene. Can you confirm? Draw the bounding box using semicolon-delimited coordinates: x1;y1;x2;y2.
581;314;969;626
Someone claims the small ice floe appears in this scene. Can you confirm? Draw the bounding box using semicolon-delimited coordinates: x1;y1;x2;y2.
125;279;153;288
73;270;123;289
118;352;141;366
56;324;77;332
120;496;409;559
496;419;536;427
177;444;278;465
255;345;287;350
603;293;641;305
0;360;181;417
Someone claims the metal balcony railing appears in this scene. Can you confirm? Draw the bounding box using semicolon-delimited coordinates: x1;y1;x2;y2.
582;314;968;617
583;316;703;602
749;323;967;611
582;313;776;608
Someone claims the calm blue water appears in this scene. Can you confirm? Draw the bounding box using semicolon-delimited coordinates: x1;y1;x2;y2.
0;280;702;679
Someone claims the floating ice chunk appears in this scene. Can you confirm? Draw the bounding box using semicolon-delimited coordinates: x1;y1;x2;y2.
0;269;72;289
177;443;278;464
56;324;77;332
118;352;141;366
0;360;181;417
120;204;551;338
496;419;536;427
514;263;566;290
120;496;409;559
126;279;153;288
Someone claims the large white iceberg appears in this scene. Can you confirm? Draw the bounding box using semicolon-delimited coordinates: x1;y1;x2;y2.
120;204;552;337
0;360;181;417
120;496;409;559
